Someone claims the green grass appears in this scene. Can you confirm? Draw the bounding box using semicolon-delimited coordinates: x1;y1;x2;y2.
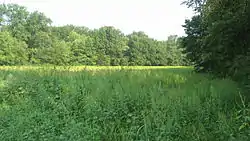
0;67;249;141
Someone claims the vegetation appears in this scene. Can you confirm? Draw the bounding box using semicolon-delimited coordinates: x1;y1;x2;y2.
181;0;250;90
0;4;187;66
0;66;249;140
0;1;250;140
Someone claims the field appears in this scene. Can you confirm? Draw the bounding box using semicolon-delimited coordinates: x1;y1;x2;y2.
0;66;248;141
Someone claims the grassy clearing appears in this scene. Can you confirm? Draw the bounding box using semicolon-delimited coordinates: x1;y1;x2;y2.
0;65;191;72
0;66;249;140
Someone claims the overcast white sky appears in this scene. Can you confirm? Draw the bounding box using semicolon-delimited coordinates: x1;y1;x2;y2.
1;0;194;40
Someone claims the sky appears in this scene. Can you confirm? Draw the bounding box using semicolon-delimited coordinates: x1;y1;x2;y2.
1;0;194;40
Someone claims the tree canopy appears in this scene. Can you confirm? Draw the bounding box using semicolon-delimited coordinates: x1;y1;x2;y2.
181;0;250;89
0;3;187;66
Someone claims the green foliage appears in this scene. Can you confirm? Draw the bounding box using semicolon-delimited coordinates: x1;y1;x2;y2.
0;31;28;65
0;67;246;140
26;11;52;48
182;1;250;136
67;31;96;65
42;40;71;65
127;32;153;65
182;0;250;89
50;25;90;42
92;26;129;66
182;15;207;72
0;4;30;41
0;3;188;66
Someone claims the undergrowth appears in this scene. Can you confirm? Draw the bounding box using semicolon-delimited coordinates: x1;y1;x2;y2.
0;67;249;141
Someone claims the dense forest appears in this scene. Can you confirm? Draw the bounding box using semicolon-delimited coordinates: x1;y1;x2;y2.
0;4;188;66
181;0;250;91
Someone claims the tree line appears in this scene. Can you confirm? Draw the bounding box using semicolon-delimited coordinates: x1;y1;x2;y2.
0;4;188;66
181;0;250;89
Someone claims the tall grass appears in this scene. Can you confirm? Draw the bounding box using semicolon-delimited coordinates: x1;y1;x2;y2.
0;66;249;140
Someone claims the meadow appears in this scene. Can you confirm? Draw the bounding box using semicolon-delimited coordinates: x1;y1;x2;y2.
0;66;249;141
